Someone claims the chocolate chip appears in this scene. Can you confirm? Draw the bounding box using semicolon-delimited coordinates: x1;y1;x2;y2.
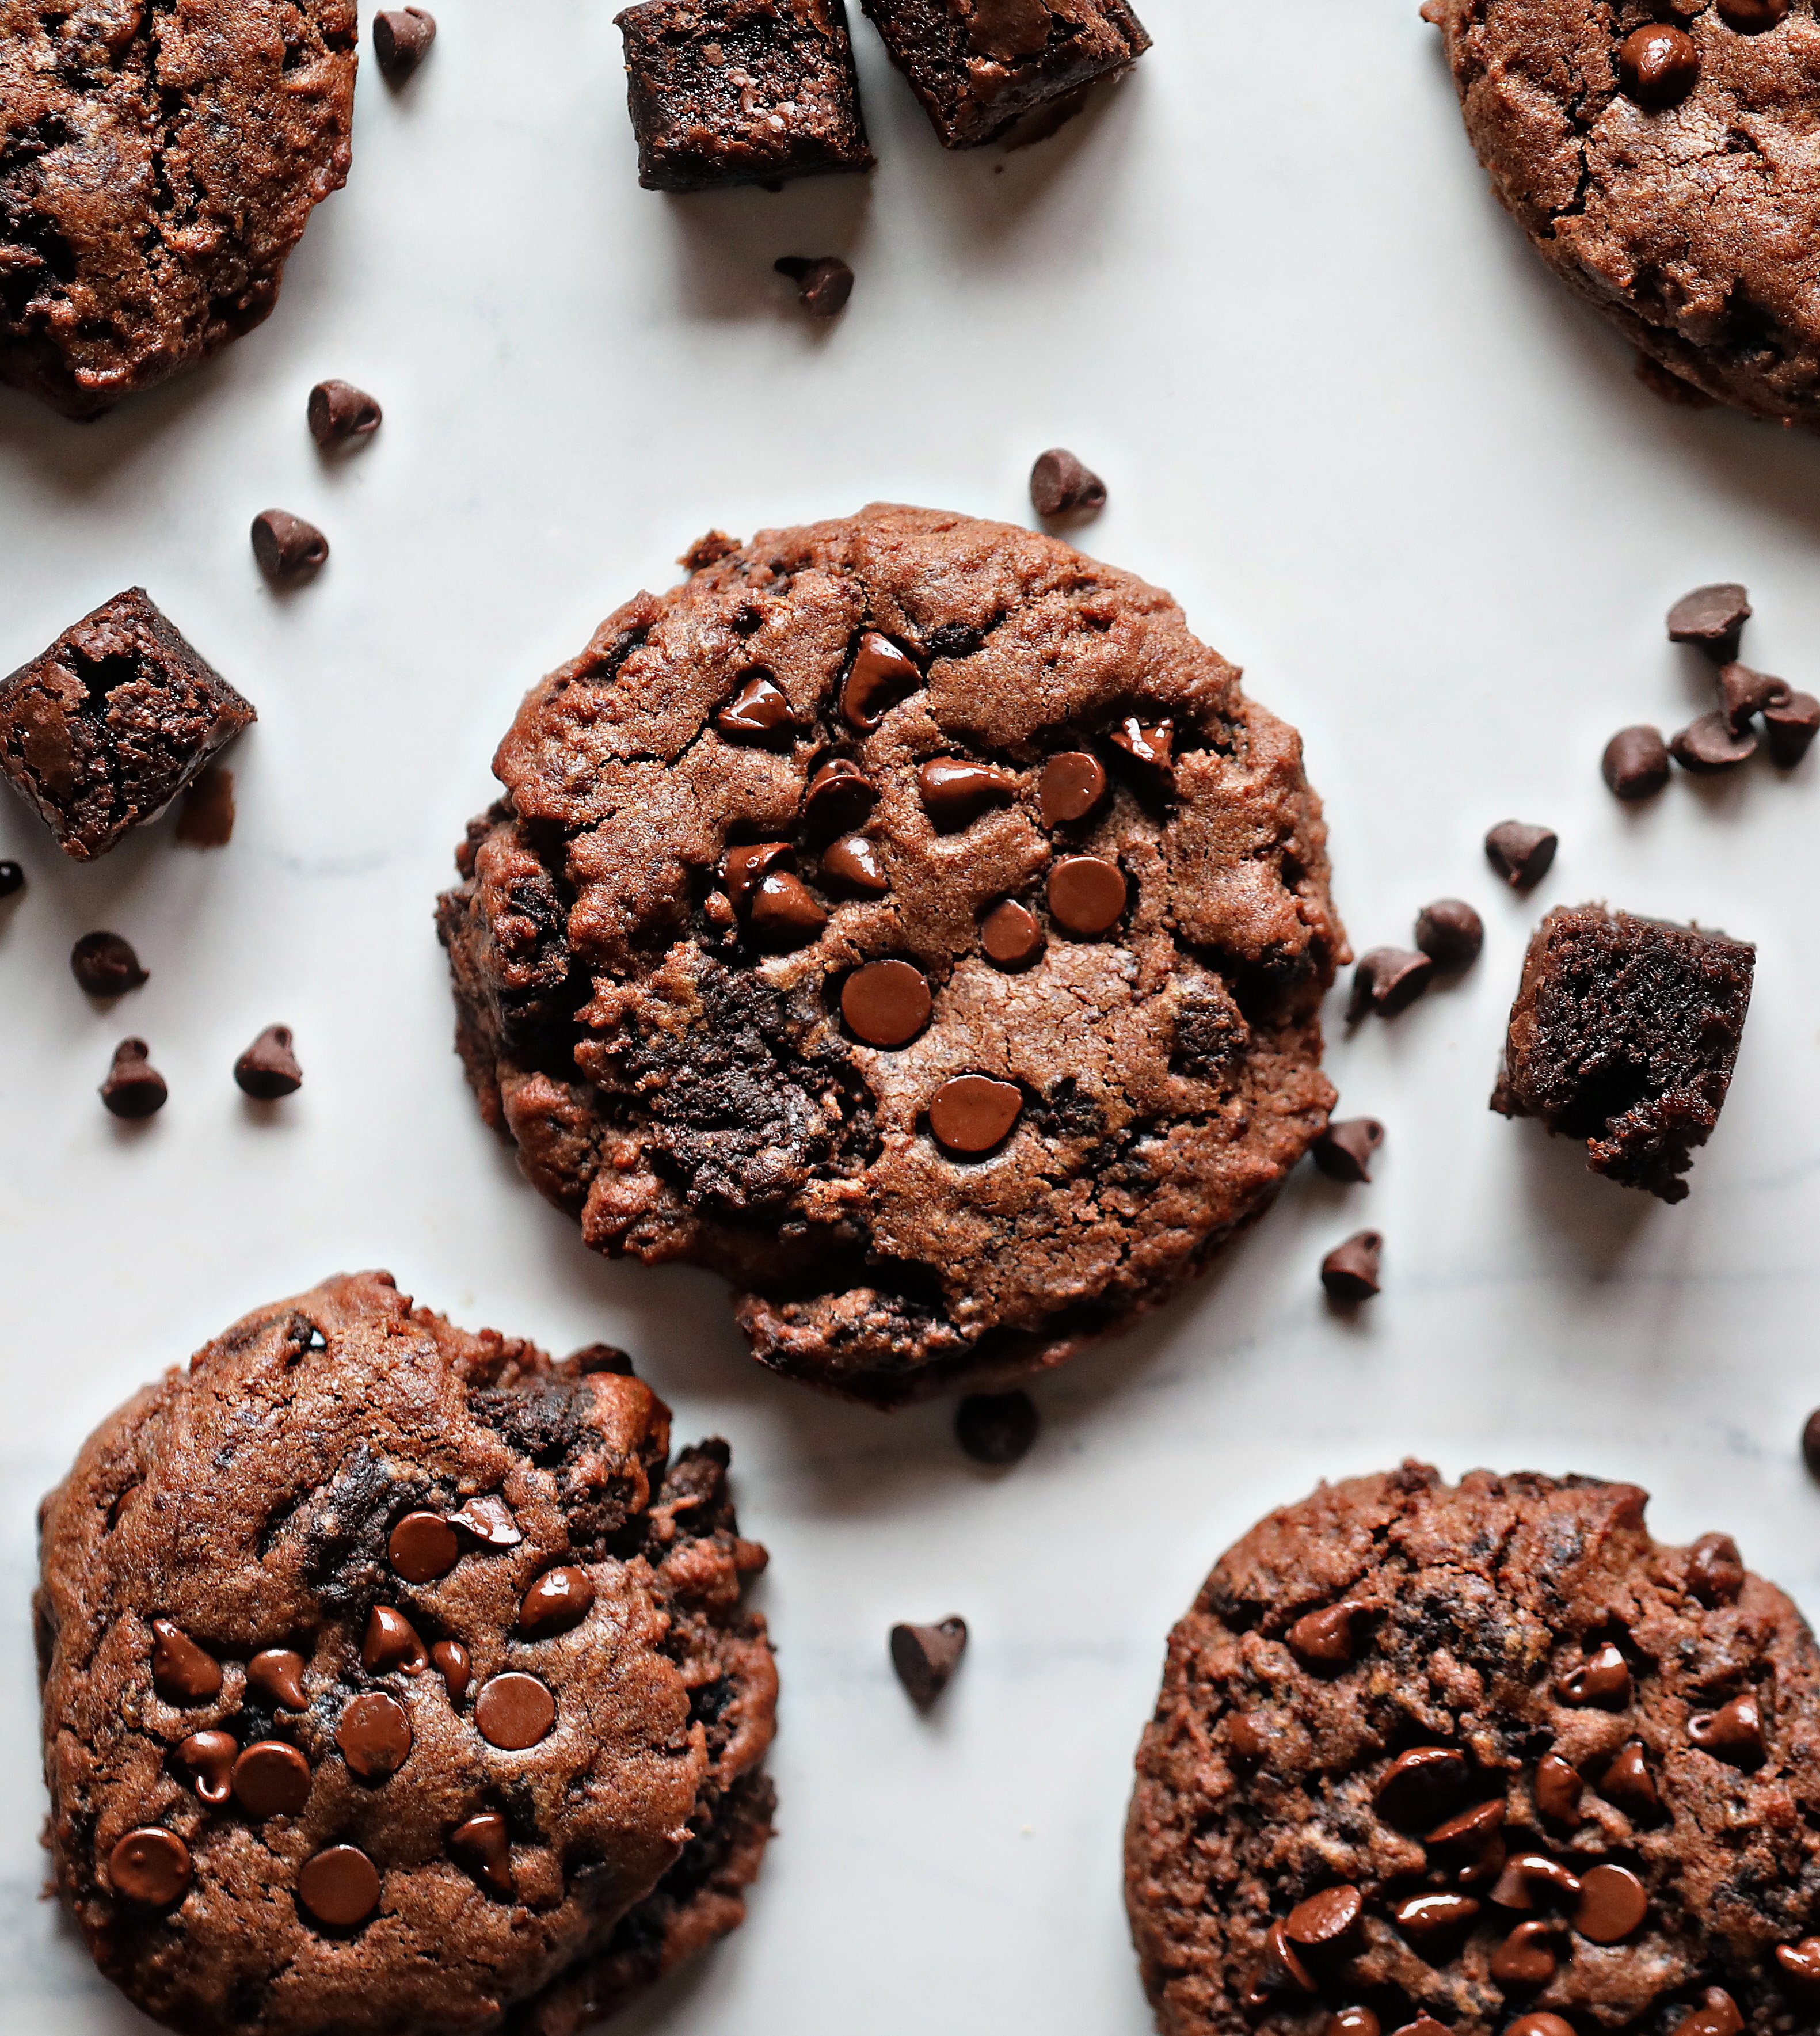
109;1827;191;1908
890;1616;968;1707
450;1812;513;1896
71;931;146;996
298;1844;381;1927
954;1390;1038;1464
252;509;329;584
928;1074;1022;1154
1038;751;1108;826
802;758;877;839
1687;1531;1745;1607
1688;1690;1765;1767
1718;0;1788;24
722;842;792;912
1284;1885;1362;1947
1671;1992;1745;2036
1107;714;1174;779
1286;1602;1361;1667
1326;2013;1381;2036
1765;690;1820;767
748;869;828;946
337;1691;413;1779
102;1038;167;1119
1716;660;1790;730
307;379;382;447
1556;1638;1631;1707
774;253;853;317
1574;1862;1648;1943
431;1639;471;1706
840;632;923;729
715;672;795;741
362;1604;428;1675
150;1620;221;1704
1672;710;1757;771
1602;725;1671;800
234;1025;303;1099
1667;581;1750;652
1388;2020;1450;2036
1311;1118;1384;1183
566;1342;635;1376
1374;1746;1469;1828
451;1494;521;1547
1347;946;1432;1019
1320;1230;1381;1302
1484;820;1557;889
1413;898;1483;969
1490;1919;1560;1986
1775;1939;1820;1987
387;1510;459;1583
1534;1752;1583;1826
1597;1740;1661;1817
1492;1851;1582;1908
1619;23;1700;106
1391;1890;1480;1943
1426;1799;1503;1858
175;1730;237;1805
1029;447;1106;519
374;6;436;82
919;757;1020;830
820;833;889;895
842;958;932;1048
474;1672;555;1749
0;859;25;899
248;1649;308;1711
1227;1711;1270;1761
1506;2019;1576;2036
519;1565;596;1639
1048;853;1126;936
980;897;1045;967
232;1740;312;1818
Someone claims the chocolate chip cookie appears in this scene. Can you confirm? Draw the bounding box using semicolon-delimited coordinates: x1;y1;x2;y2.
1126;1463;1820;2036
36;1272;777;2035
438;505;1343;1408
1;0;357;418
1424;0;1820;427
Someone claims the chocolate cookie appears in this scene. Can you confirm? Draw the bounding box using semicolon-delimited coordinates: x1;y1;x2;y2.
438;505;1343;1407
1126;1463;1820;2036
1424;0;1820;427
1;0;357;418
36;1272;777;2035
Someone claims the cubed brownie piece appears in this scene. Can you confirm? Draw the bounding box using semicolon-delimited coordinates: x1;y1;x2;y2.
1491;904;1754;1203
0;589;255;862
615;0;875;193
859;0;1150;149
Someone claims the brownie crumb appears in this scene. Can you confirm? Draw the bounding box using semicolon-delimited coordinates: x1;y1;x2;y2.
176;767;235;849
890;1618;967;1707
679;530;743;572
70;932;147;998
101;1038;167;1119
954;1390;1039;1464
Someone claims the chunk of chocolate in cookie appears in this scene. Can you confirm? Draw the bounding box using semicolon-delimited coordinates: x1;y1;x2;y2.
0;591;255;862
860;0;1150;149
615;0;875;192
1491;905;1754;1202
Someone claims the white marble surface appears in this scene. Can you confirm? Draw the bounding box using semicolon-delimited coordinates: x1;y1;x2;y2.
5;0;1820;2028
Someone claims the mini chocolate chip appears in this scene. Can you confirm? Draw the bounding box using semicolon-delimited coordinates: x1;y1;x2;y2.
1107;714;1174;777
307;379;382;447
0;859;23;898
1327;2013;1380;2036
928;1074;1023;1154
388;1511;459;1583
71;931;146;996
233;1740;312;1819
1413;897;1483;968
1491;1919;1560;1986
175;1730;237;1805
1574;1862;1648;1943
1602;725;1671;800
374;6;435;81
298;1844;381;1927
451;1494;521;1547
1286;1602;1360;1667
1687;1531;1745;1607
802;758;877;839
1718;0;1788;25
1320;1231;1381;1302
1765;690;1820;767
519;1565;596;1639
1671;1992;1745;2036
1285;1885;1362;1947
338;1691;413;1779
1392;1890;1480;1943
431;1639;472;1706
1597;1740;1661;1816
235;1025;303;1099
1312;1118;1384;1183
1556;1638;1631;1707
362;1605;428;1675
1775;1939;1820;1987
1048;853;1126;936
110;1827;191;1908
954;1389;1038;1464
1619;23;1700;105
842;959;932;1048
1716;660;1790;730
1506;2019;1576;2036
1484;820;1557;889
248;1649;308;1711
1672;710;1757;771
103;1039;167;1119
1668;581;1751;652
841;633;923;728
748;869;828;946
450;1812;513;1895
820;833;889;895
252;508;329;583
1492;1851;1582;1909
474;1672;556;1749
1688;1691;1765;1767
890;1616;968;1707
1038;751;1108;826
919;757;1020;830
1374;1746;1469;1828
150;1620;222;1704
774;253;853;316
1029;447;1106;519
980;897;1045;967
715;672;794;741
1534;1752;1583;1826
1347;946;1433;1019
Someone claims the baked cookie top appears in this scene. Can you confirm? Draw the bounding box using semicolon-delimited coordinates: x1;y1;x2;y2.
0;0;356;418
1126;1463;1820;2036
1425;0;1820;427
439;504;1342;1408
35;1272;776;2036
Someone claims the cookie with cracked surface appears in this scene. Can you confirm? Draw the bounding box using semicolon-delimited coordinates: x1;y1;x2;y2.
437;503;1343;1408
35;1271;777;2035
1125;1463;1820;2036
1423;0;1820;427
1;0;356;419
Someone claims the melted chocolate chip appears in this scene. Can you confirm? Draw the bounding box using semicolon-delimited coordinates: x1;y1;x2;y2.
374;6;436;82
1506;2017;1577;2036
1390;2021;1450;2036
389;1511;460;1583
842;960;933;1048
1327;2013;1380;2036
1250;1920;1313;2000
252;508;329;583
233;1740;312;1818
308;379;382;447
1602;725;1671;800
1491;1919;1560;1985
1286;1603;1360;1668
1320;1231;1381;1303
1048;853;1126;937
1668;583;1750;653
1718;0;1788;26
954;1389;1038;1465
102;1038;167;1119
980;898;1045;967
1484;820;1557;890
919;758;1020;831
928;1075;1022;1155
890;1617;968;1707
248;1649;308;1711
1535;1752;1584;1827
821;833;889;895
450;1811;514;1894
1311;1118;1384;1183
431;1640;472;1706
519;1565;596;1639
1107;714;1174;779
1765;691;1820;767
109;1827;191;1908
1687;1531;1745;1607
715;672;794;741
338;1691;413;1779
175;1730;237;1805
1598;1740;1661;1817
1374;1746;1469;1828
841;633;922;729
451;1494;521;1547
474;1672;556;1749
748;870;828;946
1391;1890;1480;1943
1492;1851;1582;1909
1775;1938;1820;1987
1671;1993;1744;2036
234;1025;303;1099
298;1844;381;1927
363;1605;429;1675
1672;710;1756;771
1284;1884;1361;1947
1619;22;1700;106
1227;1712;1271;1761
721;840;793;909
1349;946;1433;1019
1555;1639;1631;1708
1427;1798;1505;1874
150;1620;222;1704
1413;897;1483;969
1029;447;1106;519
71;931;147;996
774;254;854;317
1688;1691;1765;1767
802;759;877;839
1038;751;1108;827
1574;1862;1648;1943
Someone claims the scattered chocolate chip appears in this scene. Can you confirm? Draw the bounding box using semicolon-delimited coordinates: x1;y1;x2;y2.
820;832;889;895
175;1730;237;1805
1312;1118;1384;1183
1667;582;1750;653
102;1038;167;1119
233;1740;312;1818
307;379;382;447
1716;660;1790;730
1048;853;1126;936
774;253;854;316
234;1025;303;1099
338;1691;413;1779
928;1074;1023;1155
1805;1408;1820;1481
1507;2013;1576;2036
1038;750;1108;827
362;1604;428;1675
0;859;22;898
71;931;146;996
1574;1862;1648;1944
1392;1890;1480;1944
840;632;923;729
1285;1885;1362;1948
1320;1231;1381;1303
1347;946;1433;1019
519;1565;596;1639
1596;1740;1661;1817
150;1620;220;1704
1688;1690;1765;1767
1484;820;1557;889
1029;447;1106;519
1775;1938;1820;1987
802;758;877;839
1765;691;1820;767
1413;897;1483;969
1718;0;1788;25
374;6;436;81
1286;1602;1360;1667
1490;1919;1560;1986
980;897;1045;967
1492;1851;1582;1909
1672;710;1757;771
388;1510;459;1583
715;671;795;740
1619;23;1700;105
251;509;329;584
1107;714;1174;778
890;1616;968;1707
1533;1752;1583;1826
842;958;932;1048
298;1844;381;1927
475;1672;555;1749
450;1812;513;1896
431;1639;472;1706
1327;2012;1381;2036
109;1827;191;1908
1556;1638;1631;1707
954;1389;1038;1465
1602;725;1671;800
175;763;235;847
248;1649;308;1711
919;756;1020;830
451;1494;521;1547
1687;1531;1745;1607
1374;1746;1469;1827
748;869;828;946
1671;1991;1744;2036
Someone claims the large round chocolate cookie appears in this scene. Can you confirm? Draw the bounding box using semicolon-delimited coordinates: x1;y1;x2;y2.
35;1272;777;2036
1126;1463;1820;2036
1425;0;1820;427
438;505;1343;1409
1;0;356;418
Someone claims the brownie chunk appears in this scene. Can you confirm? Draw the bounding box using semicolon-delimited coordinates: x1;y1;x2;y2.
0;590;254;861
1491;904;1754;1203
615;0;874;192
1;0;356;419
859;0;1150;149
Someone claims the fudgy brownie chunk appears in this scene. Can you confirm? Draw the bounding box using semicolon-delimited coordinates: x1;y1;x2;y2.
438;505;1343;1407
1;0;356;419
859;0;1150;149
615;0;874;192
36;1272;778;2036
1491;905;1754;1203
1127;1463;1820;2036
0;589;254;861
